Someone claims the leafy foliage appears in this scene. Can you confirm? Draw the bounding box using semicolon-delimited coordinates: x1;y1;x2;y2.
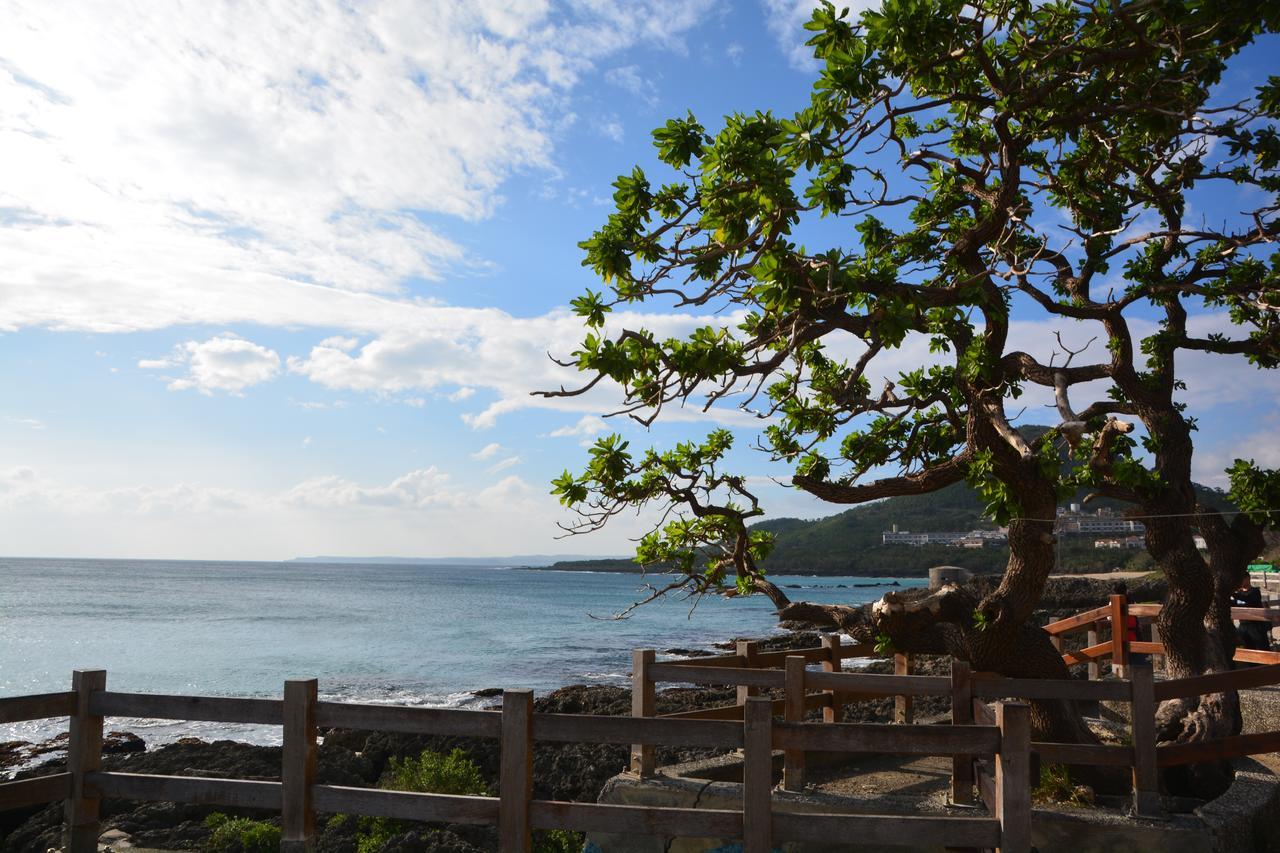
544;0;1279;629
204;813;280;853
356;749;489;853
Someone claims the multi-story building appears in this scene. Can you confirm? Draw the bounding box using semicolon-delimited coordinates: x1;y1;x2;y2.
1055;504;1146;536
881;526;1007;547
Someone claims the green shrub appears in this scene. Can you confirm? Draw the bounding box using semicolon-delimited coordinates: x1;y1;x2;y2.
356;748;490;853
204;812;281;853
1032;763;1093;806
382;747;489;796
534;829;585;853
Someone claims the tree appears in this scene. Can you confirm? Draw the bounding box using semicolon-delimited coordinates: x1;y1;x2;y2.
542;0;1278;785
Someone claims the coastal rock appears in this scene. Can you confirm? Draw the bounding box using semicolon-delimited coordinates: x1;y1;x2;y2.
103;731;146;755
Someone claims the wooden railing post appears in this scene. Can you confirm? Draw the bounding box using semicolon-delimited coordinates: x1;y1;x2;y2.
631;649;655;775
950;659;974;805
783;655;805;791
1111;593;1130;676
743;696;774;853
282;679;318;852
821;634;841;723
994;701;1031;853
736;640;760;706
500;689;534;853
894;652;914;724
1086;624;1101;681
1129;664;1163;818
64;669;105;853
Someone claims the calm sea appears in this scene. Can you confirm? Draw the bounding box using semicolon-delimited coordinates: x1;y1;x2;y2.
0;558;921;748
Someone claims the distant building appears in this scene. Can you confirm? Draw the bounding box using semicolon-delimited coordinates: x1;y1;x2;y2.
1094;536;1144;549
1056;505;1145;536
881;527;1006;547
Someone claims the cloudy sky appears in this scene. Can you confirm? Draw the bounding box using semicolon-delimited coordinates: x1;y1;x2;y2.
1;1;1276;560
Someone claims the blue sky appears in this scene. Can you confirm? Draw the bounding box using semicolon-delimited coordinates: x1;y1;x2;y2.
1;1;1276;560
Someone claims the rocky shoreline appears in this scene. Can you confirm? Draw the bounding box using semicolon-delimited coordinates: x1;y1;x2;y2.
0;575;1154;852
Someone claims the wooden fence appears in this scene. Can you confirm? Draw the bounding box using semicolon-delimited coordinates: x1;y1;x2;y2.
0;670;1032;853
631;594;1280;820
4;595;1280;852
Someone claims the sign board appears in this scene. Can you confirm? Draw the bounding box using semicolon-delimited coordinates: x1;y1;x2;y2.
1249;563;1275;573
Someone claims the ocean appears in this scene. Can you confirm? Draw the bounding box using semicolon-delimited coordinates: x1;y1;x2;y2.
0;558;921;749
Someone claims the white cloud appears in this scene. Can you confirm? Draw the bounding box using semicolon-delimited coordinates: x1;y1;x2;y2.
284;467;461;510
0;462;608;559
140;334;281;395
5;416;45;430
0;0;715;332
604;65;658;104
488;455;523;473
548;415;609;438
471;442;504;461
598;118;625;143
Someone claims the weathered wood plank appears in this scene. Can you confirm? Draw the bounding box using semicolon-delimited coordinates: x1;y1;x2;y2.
894;653;913;724
994;702;1031;853
736;641;760;707
971;675;1131;702
312;786;497;823
499;690;533;853
529;800;742;838
822;635;841;724
803;670;950;697
1061;641;1112;668
976;758;996;813
92;692;284;725
1110;595;1129;670
631;650;655;776
0;692;75;725
1153;663;1280;701
783;657;805;792
281;679;318;852
742;697;773;853
658;703;744;721
950;660;974;805
1086;629;1101;681
65;670;105;853
0;773;72;810
972;699;996;727
315;702;500;737
533;713;743;748
1231;606;1280;623
87;772;282;810
648;663;783;689
755;646;830;668
1157;730;1280;766
1043;606;1109;635
1127;666;1162;818
1032;742;1133;767
772;722;1000;756
770;813;1000;847
1232;648;1280;665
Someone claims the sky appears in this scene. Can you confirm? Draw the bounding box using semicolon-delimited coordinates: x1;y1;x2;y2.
1;1;1276;561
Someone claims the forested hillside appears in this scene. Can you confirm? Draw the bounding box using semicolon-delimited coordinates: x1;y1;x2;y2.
547;474;1233;577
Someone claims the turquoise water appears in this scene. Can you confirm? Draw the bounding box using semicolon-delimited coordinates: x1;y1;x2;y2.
0;558;921;746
